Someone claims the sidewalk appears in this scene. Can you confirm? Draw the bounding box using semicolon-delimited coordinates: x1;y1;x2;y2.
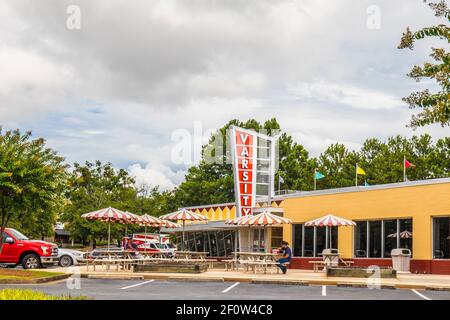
51;266;450;290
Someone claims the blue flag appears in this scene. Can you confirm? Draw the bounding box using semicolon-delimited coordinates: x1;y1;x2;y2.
315;171;325;180
364;181;370;186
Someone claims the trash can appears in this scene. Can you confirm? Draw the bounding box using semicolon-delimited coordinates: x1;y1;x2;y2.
391;248;411;272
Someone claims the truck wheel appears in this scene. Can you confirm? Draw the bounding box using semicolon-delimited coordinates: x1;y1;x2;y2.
59;255;73;267
21;253;41;269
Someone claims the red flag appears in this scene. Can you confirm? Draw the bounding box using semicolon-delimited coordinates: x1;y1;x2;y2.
404;159;415;169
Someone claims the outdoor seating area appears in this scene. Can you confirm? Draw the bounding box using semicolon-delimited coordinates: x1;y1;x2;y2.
83;249;215;272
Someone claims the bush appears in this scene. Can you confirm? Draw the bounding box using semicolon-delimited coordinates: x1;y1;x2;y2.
0;289;86;300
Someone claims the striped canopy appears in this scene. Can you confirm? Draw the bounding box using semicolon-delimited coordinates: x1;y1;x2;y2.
140;214;165;226
81;207;132;223
225;214;254;225
304;214;356;227
387;230;412;239
160;219;181;228
124;211;146;224
235;211;292;226
160;209;209;222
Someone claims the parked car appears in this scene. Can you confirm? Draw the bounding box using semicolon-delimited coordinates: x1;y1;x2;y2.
57;248;87;267
0;228;58;269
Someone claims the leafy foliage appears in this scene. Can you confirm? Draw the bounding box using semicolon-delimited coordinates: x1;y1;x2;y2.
398;0;450;128
61;161;139;244
0;128;67;243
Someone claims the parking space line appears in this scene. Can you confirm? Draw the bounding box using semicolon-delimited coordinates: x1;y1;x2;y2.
321;285;327;296
120;280;155;290
222;282;240;293
411;289;432;300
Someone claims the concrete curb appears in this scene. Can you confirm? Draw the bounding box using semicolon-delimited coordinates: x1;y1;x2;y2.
252;279;309;286
167;276;224;283
87;275;144;280
425;286;450;292
0;273;70;284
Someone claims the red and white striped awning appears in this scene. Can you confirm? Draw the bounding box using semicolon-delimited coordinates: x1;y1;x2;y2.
225;215;254;225
140;214;165;226
124;211;145;224
160;209;209;222
81;207;131;223
235;211;292;226
304;214;355;227
160;219;182;228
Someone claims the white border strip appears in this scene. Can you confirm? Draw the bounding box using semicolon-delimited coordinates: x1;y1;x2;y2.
222;282;240;293
411;289;431;300
120;280;155;290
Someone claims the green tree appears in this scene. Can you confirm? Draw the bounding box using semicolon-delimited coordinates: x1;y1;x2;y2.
61;161;139;245
0;128;67;249
317;143;359;188
398;0;450;128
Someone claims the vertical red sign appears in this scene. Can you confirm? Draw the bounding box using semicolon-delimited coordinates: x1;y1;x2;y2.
232;127;257;216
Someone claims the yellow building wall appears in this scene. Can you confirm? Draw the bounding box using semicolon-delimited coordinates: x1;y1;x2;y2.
282;182;450;260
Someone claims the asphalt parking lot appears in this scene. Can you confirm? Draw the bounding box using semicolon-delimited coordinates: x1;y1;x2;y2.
1;278;450;300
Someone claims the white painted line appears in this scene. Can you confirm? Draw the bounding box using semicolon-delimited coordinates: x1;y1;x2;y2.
222;282;240;293
120;280;155;290
411;289;432;300
322;285;327;296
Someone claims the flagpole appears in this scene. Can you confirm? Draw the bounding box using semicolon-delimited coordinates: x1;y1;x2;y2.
314;168;317;191
403;155;406;182
278;174;281;195
355;164;358;187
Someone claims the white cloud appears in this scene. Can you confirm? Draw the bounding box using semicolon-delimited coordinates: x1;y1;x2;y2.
1;0;448;189
128;163;184;191
286;80;402;110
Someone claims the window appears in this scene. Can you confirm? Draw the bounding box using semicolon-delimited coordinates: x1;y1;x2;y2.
369;221;382;258
271;227;283;249
384;220;397;258
292;224;338;257
251;229;264;252
400;219;413;250
433;217;450;259
316;227;327;256
355;221;367;257
304;226;314;257
293;225;302;256
354;218;413;258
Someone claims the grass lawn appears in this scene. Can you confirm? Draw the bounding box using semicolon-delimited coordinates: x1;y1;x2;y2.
0;289;86;300
0;269;65;280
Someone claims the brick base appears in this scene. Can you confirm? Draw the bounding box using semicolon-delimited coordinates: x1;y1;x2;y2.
290;257;450;275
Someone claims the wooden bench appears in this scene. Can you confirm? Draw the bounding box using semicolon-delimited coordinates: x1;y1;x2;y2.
309;261;327;272
223;259;238;271
339;259;354;267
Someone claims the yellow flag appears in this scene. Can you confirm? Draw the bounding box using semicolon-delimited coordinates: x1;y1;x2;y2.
356;165;366;175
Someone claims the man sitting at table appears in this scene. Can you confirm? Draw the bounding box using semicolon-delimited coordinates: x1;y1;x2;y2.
276;241;292;274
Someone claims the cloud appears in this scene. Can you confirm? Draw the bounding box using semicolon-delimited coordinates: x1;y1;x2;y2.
286;80;402;110
127;163;183;191
0;0;448;189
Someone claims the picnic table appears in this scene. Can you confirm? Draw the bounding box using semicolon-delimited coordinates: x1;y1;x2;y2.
231;252;283;274
84;249;140;271
174;251;208;260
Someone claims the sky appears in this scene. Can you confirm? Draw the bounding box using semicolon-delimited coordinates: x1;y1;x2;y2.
0;0;448;190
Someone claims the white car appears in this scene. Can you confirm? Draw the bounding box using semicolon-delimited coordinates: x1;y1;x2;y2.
57;248;86;267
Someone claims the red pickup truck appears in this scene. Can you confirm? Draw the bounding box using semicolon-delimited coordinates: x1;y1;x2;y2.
1;228;59;269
